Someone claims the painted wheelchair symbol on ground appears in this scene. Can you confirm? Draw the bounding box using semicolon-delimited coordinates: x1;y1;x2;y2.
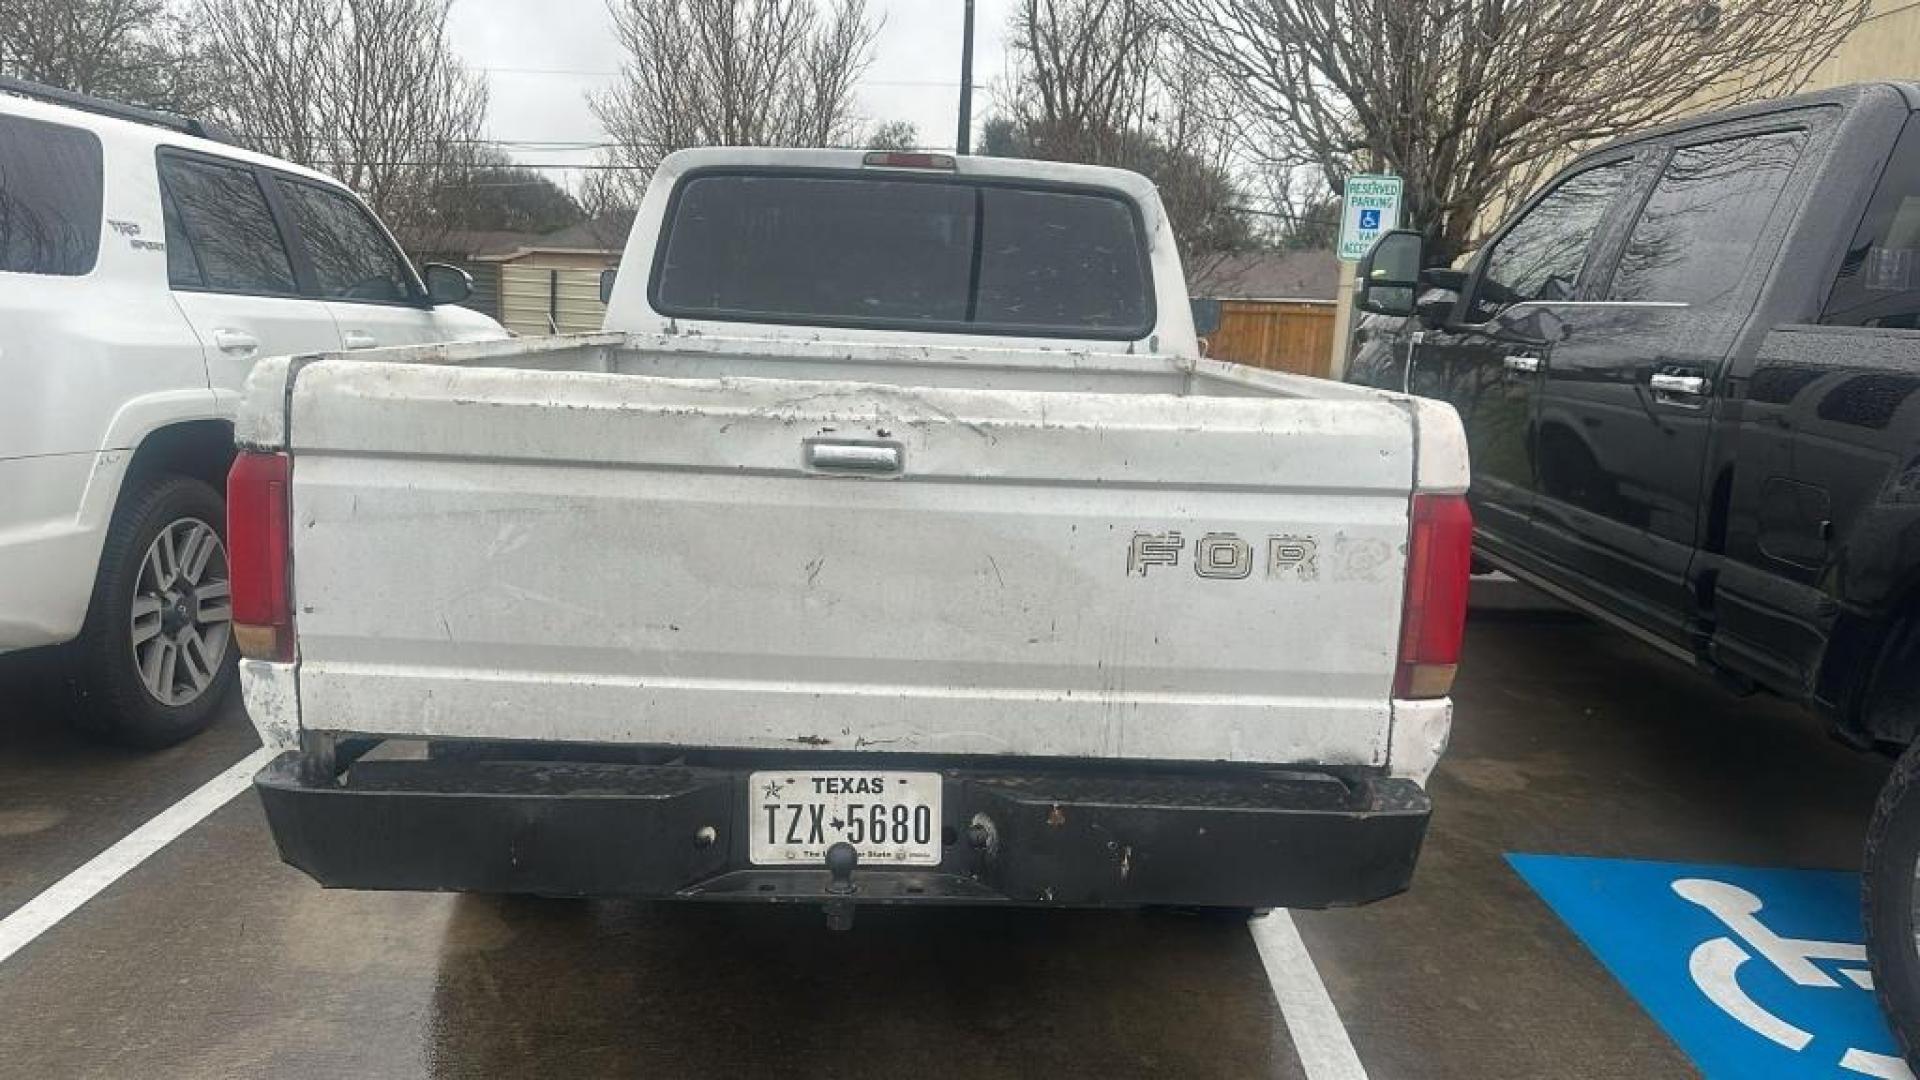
1510;855;1912;1078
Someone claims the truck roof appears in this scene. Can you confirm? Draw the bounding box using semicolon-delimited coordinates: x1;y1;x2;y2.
1591;81;1920;155
650;147;1165;219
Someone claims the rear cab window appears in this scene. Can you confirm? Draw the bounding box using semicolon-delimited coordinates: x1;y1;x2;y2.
650;170;1154;339
0;113;103;276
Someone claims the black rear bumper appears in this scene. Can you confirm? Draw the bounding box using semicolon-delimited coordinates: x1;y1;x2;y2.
255;751;1431;910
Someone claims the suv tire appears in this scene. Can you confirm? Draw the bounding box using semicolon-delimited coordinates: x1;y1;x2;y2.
1864;737;1920;1066
72;473;237;747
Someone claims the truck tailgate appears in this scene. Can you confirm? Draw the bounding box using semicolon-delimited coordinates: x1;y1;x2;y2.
282;359;1417;766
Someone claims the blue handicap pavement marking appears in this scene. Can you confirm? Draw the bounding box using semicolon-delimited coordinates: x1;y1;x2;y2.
1358;208;1382;231
1508;854;1912;1079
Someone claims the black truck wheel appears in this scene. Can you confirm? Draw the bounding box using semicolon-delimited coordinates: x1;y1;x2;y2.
1864;738;1920;1065
71;474;238;748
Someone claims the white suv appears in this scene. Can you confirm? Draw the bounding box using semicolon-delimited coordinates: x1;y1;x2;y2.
0;79;507;746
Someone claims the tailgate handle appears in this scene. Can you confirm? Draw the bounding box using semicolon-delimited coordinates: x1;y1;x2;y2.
806;440;902;475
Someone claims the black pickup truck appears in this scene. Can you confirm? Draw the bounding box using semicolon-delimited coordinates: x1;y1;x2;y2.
1349;81;1920;1054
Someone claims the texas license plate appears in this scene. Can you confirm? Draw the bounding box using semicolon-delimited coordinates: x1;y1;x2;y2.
748;771;942;866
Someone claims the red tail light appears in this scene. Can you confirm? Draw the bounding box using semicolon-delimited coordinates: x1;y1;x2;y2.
1394;492;1472;699
227;451;294;661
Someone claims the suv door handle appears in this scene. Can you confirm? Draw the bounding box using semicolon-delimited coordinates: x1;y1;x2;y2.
211;328;258;355
1503;354;1542;373
342;330;378;350
1649;372;1708;396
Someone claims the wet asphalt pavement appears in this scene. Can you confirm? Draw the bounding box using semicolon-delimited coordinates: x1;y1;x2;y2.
0;599;1893;1079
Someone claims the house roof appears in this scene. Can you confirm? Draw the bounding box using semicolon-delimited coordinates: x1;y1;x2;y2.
530;219;626;253
470;219;628;261
1189;248;1340;302
417;228;547;259
422;219;628;262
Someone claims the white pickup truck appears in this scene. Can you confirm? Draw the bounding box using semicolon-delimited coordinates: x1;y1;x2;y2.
231;148;1471;921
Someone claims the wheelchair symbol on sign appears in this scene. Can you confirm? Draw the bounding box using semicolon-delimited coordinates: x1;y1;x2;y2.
1674;878;1914;1078
1358;208;1382;231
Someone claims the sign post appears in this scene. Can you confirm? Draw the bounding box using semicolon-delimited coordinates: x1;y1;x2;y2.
1338;174;1404;262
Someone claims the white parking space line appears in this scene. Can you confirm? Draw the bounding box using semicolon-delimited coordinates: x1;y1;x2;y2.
1252;911;1370;1080
0;746;273;968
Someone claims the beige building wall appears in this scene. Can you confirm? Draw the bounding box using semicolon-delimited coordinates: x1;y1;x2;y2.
1804;0;1920;89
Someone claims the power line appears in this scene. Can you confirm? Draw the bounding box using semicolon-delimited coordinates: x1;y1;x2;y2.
326;154;959;169
229;136;961;155
476;64;982;89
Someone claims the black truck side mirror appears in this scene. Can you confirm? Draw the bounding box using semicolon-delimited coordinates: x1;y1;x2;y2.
1355;230;1424;319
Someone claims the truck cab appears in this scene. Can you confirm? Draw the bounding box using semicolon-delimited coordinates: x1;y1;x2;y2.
1351;82;1920;724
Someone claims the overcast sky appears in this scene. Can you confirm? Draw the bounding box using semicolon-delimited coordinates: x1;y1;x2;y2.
446;0;1016;184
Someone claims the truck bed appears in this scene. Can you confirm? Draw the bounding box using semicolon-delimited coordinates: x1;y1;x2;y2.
244;332;1440;768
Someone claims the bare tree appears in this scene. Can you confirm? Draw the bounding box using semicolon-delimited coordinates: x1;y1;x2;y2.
1005;0;1157;162
435;147;585;236
864;119;920;150
1162;0;1870;264
995;0;1253;273
192;0;487;248
0;0;201;110
589;0;879;200
577;166;639;250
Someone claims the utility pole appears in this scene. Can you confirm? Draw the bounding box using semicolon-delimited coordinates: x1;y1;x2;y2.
955;0;975;155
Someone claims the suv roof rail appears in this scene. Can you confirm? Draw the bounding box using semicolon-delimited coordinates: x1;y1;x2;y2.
0;76;237;145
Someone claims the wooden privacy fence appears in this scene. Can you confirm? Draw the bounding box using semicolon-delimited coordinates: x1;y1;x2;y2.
1205;300;1338;378
489;268;1342;368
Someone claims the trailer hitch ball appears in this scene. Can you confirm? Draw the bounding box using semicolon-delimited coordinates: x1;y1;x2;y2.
823;841;859;930
825;841;859;894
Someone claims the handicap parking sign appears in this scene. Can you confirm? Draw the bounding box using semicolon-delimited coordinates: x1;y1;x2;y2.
1339;174;1402;260
1510;854;1911;1079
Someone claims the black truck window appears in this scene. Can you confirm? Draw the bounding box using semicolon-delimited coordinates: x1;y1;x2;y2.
1468;161;1629;322
1823;118;1920;330
1610;130;1806;307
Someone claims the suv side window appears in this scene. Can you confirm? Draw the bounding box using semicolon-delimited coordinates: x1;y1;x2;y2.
159;180;202;288
1823;118;1920;329
0;114;103;276
1610;130;1807;307
276;179;418;304
158;155;298;294
1469;161;1630;322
